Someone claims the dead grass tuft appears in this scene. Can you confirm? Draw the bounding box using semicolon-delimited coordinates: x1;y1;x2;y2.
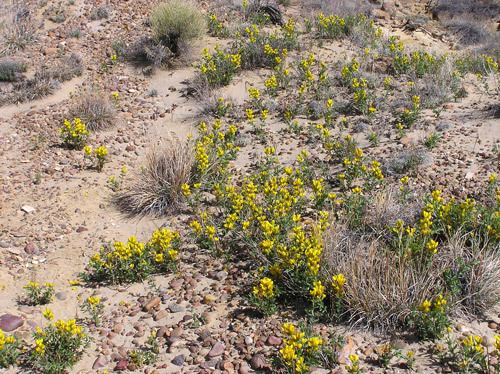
69;90;117;131
114;141;194;217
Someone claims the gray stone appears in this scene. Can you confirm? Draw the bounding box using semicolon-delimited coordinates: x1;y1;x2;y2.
0;314;23;332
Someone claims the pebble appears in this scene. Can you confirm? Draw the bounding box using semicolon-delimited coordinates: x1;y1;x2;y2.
92;355;108;369
168;303;184;313
172;354;185;366
24;241;38;254
21;205;35;213
208;341;225;357
142;296;161;312
250;354;268;370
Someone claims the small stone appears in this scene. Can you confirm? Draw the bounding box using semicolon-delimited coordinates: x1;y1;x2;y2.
214;271;228;281
0;314;23;332
113;323;124;334
93;355;108;369
154;309;168;321
203;294;217;304
267;336;282;346
168;303;184;313
488;321;498;330
244;336;253;345
208;341;225;357
21;205;35;213
24;242;38;254
171;326;184;337
76;226;88;233
55;292;67;301
115;359;128;371
143;296;161;312
250;354;268;370
172;354;185;366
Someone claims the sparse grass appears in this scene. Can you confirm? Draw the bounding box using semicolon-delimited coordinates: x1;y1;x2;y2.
383;148;428;176
444;19;489;46
69;91;117;131
114;141;194;217
150;0;205;55
0;4;37;55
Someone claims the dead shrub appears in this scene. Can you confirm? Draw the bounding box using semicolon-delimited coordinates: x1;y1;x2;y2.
383;148;430;176
125;37;174;68
114;141;194;217
0;2;37;55
444;18;489;46
69;91;117;131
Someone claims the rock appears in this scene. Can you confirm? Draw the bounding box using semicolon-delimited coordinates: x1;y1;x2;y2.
154;309;168;321
93;355;108;369
267;336;282;346
203;294;217;304
171;326;184;337
488;321;498;330
55;292;67;301
244;336;253;345
76;226;88;233
0;314;23;332
143;296;161;312
250;354;268;370
172;354;185;366
24;241;38;254
168;303;184;313
115;359;128;371
239;362;250;374
381;0;396;15
113;323;124;334
436;121;453;132
208;341;225;357
372;8;390;20
215;271;228;281
21;205;35;213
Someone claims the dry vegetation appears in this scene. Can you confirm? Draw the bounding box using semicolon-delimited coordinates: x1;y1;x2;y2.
0;0;498;373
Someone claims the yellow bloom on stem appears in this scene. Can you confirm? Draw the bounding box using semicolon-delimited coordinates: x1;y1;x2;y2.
310;280;326;300
331;273;346;296
42;308;54;321
418;299;431;313
426;239;438;255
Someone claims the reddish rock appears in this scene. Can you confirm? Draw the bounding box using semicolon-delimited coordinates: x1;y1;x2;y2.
208;341;225;357
0;314;23;332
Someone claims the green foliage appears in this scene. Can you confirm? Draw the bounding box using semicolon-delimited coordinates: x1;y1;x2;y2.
27;318;89;374
408;294;450;340
81;229;180;285
59;118;89;150
150;0;205;53
128;333;159;368
22;282;54;306
0;331;20;368
198;47;241;87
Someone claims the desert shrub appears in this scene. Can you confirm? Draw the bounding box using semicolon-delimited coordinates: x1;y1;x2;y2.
0;330;20;368
125;37;173;68
90;5;110;20
0;58;26;81
444;19;488;46
455;52;499;75
199;95;235;118
314;13;378;43
59;118;89;150
114;141;194;217
207;13;229;38
26;315;89;374
81;229;180;284
432;0;500;20
304;0;372;16
48;53;83;81
150;0;205;55
21;281;54;305
383;148;428;176
128;334;159;368
69;91;116;131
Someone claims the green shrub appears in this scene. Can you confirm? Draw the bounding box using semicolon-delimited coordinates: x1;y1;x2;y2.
81;228;180;284
59;118;89;150
150;0;205;55
0;331;20;368
27;315;89;374
408;294;450;340
21;281;54;305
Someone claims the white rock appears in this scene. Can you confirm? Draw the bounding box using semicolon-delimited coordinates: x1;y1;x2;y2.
21;205;35;213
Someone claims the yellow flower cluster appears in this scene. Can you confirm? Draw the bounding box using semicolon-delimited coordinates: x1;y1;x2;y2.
461;335;484;354
59;118;89;149
0;330;16;351
280;323;323;373
331;273;346;296
199;47;241;86
418;294;447;313
252;277;275;299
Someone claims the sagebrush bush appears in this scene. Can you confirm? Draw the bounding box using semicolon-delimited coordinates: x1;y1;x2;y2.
150;0;205;55
126;37;173;68
0;59;26;81
69;91;116;131
114;141;194;216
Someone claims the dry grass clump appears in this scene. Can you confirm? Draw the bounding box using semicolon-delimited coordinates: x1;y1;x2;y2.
0;58;26;81
68;91;117;131
432;0;500;21
322;230;441;330
0;2;37;55
383;148;429;176
90;6;110;21
444;19;489;46
114;141;194;217
150;0;205;56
